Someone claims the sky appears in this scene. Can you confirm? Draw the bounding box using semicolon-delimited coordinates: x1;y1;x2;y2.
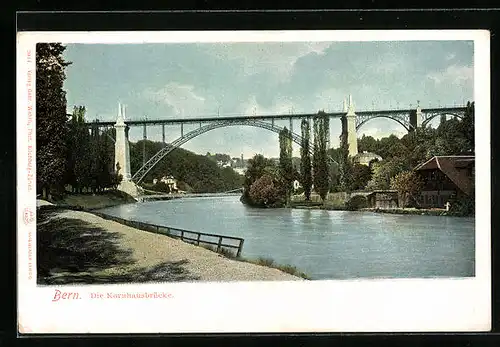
62;40;474;159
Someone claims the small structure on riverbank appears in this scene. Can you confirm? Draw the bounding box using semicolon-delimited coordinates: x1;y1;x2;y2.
366;190;399;209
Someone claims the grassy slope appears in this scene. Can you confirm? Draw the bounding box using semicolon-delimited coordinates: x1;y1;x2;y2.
55;190;136;210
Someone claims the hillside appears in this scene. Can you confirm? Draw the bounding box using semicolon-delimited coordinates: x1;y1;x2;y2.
130;140;244;193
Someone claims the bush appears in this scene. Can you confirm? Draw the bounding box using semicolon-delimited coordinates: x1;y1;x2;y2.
345;195;368;211
449;195;475;216
248;174;286;208
153;181;171;193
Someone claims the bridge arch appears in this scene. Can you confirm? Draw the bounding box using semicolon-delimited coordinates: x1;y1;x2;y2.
421;112;464;128
356;115;411;133
131;119;335;184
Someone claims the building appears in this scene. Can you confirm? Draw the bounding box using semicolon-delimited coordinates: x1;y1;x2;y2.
152;175;179;193
366;190;399;208
414;155;475;208
354;151;383;166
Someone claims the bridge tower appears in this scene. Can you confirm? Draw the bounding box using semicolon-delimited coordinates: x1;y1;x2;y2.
345;95;358;157
409;102;423;131
114;103;140;198
114;103;132;180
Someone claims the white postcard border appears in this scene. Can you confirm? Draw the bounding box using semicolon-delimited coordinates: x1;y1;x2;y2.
16;30;491;334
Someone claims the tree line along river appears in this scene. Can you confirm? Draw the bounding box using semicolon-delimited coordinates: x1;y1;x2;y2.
98;195;475;280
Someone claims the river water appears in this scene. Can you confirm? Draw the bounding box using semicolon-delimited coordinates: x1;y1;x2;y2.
97;196;475;280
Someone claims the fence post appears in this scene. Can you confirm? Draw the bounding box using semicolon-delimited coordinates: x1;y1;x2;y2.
197;233;201;245
217;236;223;253
236;239;244;258
180;230;184;241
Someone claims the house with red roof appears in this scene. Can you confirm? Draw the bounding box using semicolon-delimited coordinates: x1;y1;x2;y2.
413;155;475;208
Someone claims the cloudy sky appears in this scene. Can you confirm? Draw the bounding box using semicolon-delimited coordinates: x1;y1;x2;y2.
63;40;473;158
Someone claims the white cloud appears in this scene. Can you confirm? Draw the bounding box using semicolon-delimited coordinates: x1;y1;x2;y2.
426;64;473;86
142;82;208;118
446;52;456;61
203;42;331;82
359;126;406;140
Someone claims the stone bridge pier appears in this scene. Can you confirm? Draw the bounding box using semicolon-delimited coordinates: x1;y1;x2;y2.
339;94;358;158
114;103;141;198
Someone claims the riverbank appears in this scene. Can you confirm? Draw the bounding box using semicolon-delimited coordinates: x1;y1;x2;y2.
37;206;304;284
292;203;459;216
50;190;137;210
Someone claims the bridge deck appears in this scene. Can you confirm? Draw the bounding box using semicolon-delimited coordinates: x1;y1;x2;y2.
86;106;466;127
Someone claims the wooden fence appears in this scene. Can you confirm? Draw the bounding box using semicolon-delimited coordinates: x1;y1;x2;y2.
92;212;245;257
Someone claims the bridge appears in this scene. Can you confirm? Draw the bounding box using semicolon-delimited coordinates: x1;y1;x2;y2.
138;191;243;202
86;96;467;197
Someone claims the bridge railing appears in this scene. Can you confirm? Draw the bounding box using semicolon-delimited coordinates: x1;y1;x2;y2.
92;211;245;257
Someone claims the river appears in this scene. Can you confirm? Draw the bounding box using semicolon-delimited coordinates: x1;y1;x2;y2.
97;196;475;280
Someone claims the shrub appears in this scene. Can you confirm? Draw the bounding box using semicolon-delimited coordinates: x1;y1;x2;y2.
248;174;286;208
449;195;475;216
345;195;368;211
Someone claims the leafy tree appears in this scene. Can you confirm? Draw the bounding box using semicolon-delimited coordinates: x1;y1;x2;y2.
243;154;275;191
350;163;372;191
279;127;294;205
358;134;379;154
300;119;313;200
337;116;354;192
36;43;71;198
366;157;410;190
130;141;243;194
390;170;424;207
459;101;474;153
67;106;92;193
377;134;408;159
249;174;285;207
312;111;330;200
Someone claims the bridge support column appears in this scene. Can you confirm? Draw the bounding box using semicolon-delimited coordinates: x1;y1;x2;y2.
345;95;358;157
409;104;423;132
181;123;184;137
162;124;165;145
289;117;293;134
114;103;140;198
143;123;147;165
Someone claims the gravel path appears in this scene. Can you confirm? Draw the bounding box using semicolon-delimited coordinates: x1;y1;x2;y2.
46;209;304;283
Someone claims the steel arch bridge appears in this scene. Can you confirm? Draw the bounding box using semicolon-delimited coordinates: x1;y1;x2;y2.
131;118;335;184
355;107;466;132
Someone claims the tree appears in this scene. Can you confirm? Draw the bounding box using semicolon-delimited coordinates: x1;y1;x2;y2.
358;134;378;154
279;127;294;205
390;171;424;208
459;101;474;153
350;163;372;191
67;106;92;193
338;115;354;192
36;43;71;198
243;154;274;192
366;157;410;190
249;174;285;207
300;119;313;200
312;111;330;200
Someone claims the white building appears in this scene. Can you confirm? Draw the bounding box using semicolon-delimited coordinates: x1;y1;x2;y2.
153;175;179;192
